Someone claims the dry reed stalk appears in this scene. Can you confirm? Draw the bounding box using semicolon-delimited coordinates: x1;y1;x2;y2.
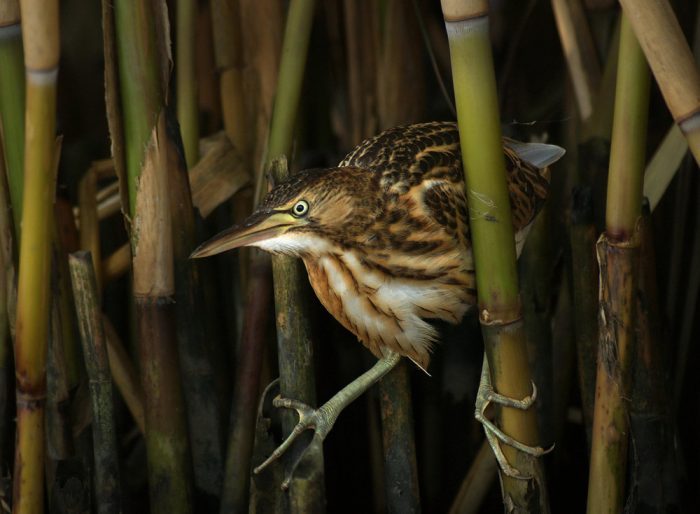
619;0;700;166
78;168;101;292
550;0;602;121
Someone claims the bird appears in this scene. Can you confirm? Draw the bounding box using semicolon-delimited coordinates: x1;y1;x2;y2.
191;121;564;481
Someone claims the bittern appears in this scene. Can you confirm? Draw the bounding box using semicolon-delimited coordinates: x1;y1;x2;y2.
192;121;564;480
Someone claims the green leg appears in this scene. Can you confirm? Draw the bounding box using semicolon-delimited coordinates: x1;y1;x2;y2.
474;355;551;479
255;350;402;484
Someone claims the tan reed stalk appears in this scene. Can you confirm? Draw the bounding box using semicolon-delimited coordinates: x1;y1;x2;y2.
618;0;700;167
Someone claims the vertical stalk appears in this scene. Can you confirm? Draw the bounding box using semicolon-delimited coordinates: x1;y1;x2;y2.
69;251;121;514
111;0;193;511
378;362;420;514
569;187;598;444
264;0;324;506
440;1;548;511
0;0;25;232
586;15;650;514
177;0;199;167
12;0;59;512
618;0;700;167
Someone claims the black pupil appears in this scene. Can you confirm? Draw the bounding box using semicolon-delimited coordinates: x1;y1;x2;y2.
296;203;304;213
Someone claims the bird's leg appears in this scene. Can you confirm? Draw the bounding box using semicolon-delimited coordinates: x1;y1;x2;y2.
474;354;550;479
255;350;402;485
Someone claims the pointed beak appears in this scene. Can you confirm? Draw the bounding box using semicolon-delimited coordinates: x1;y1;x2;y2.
190;211;296;258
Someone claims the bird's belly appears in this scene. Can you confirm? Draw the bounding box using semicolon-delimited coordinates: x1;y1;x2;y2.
303;254;470;372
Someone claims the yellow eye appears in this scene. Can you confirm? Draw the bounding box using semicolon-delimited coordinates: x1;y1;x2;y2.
292;200;309;217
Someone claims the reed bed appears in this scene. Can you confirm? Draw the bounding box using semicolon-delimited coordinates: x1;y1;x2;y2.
0;1;699;513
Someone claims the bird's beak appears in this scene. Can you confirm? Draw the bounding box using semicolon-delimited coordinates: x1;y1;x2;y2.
190;211;296;258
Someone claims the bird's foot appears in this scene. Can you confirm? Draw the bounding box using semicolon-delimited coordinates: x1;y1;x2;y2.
475;358;552;479
254;396;334;489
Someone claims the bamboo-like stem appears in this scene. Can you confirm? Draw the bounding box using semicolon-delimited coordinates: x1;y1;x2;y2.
440;1;548;510
0;0;25;232
69;251;122;514
586;15;649;514
110;0;193;510
618;0;700;167
378;361;421;513
569;187;598;444
263;0;324;502
102;315;145;433
12;0;59;512
177;0;199;167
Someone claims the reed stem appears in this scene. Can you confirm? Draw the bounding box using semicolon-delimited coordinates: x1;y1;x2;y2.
440;1;548;510
12;0;59;511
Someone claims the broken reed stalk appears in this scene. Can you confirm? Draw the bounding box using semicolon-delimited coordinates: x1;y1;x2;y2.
176;0;199;167
586;15;650;514
618;0;700;167
69;251;122;514
569;187;598;444
112;0;193;511
440;0;549;511
0;0;25;233
12;0;59;511
264;0;324;504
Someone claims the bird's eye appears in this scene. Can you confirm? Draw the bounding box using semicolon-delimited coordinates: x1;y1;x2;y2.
291;200;309;217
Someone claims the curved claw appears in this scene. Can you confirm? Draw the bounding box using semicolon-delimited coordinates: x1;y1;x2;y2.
254;396;330;476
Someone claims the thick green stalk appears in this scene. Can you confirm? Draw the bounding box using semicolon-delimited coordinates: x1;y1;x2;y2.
586;15;650;514
69;251;122;514
440;1;548;510
176;0;199;167
264;0;325;504
0;16;25;232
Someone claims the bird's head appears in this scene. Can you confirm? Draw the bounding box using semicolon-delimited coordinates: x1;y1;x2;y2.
191;166;381;259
